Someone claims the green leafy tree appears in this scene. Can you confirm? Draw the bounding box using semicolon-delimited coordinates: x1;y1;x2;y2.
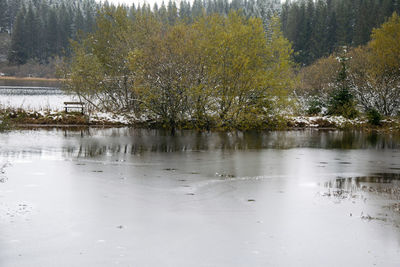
65;9;295;130
129;22;198;133
367;12;400;115
64;6;141;113
195;12;272;127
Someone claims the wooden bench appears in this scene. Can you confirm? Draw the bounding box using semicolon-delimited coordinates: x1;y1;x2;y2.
64;102;84;114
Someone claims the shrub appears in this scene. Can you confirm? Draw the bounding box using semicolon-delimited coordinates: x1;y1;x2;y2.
366;108;382;126
307;97;323;115
327;87;358;119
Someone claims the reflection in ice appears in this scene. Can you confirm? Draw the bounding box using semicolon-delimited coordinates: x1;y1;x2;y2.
324;173;400;200
0;128;400;266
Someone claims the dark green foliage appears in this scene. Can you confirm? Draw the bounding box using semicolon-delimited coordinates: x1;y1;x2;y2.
367;108;382;126
327;53;358;119
307;97;323;115
281;0;400;66
5;0;398;68
327;87;358;119
0;115;10;131
6;0;98;65
8;7;27;64
0;0;9;33
4;0;283;65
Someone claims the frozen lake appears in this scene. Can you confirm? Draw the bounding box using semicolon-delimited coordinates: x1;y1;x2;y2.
0;129;400;266
0;81;75;110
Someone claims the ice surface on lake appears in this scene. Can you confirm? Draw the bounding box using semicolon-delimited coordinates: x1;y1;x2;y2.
0;86;75;110
0;129;400;266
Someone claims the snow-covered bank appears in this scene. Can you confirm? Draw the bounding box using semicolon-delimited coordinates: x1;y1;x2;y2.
1;108;400;131
289;116;400;130
289;116;366;128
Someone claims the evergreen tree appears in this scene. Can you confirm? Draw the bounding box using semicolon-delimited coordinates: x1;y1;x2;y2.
7;0;22;32
158;2;168;24
8;7;27;64
179;0;191;22
24;3;40;59
167;0;178;25
73;8;85;38
326;6;337;54
327;47;358;118
192;0;204;18
0;0;9;33
281;0;400;65
311;0;328;60
46;8;58;57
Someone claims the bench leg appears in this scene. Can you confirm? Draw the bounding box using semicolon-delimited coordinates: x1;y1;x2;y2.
65;107;68;113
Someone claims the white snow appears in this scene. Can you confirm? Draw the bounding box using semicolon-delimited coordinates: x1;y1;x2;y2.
290;115;367;128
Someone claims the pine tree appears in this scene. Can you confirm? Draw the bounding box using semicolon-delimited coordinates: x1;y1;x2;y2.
326;4;337;54
179;0;191;22
311;0;328;60
8;6;27;64
24;3;40;59
158;2;168;24
167;0;177;25
0;0;9;33
327;47;358;118
192;0;203;18
46;8;58;57
7;0;21;33
73;8;85;38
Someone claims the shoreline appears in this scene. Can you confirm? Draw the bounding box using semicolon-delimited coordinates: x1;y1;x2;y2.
1;109;399;132
0;76;61;82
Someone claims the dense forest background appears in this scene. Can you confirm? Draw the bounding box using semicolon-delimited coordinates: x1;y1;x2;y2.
281;0;400;65
1;0;399;69
0;0;97;64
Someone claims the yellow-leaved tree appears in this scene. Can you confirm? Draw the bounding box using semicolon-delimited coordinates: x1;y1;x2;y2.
194;12;295;129
62;6;155;114
65;9;296;130
258;15;296;126
366;12;400;116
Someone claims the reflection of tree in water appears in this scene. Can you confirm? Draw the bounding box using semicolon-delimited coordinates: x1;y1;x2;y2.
0;128;398;159
58;128;400;158
323;130;400;149
325;173;400;200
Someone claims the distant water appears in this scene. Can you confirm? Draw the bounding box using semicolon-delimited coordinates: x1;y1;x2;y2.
0;85;75;110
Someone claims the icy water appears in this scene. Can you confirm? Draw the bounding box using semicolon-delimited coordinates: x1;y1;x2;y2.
0;81;73;110
1;129;400;266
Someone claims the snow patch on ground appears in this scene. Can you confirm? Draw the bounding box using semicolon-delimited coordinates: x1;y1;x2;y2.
289;116;367;128
89;112;133;125
3;108;399;129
